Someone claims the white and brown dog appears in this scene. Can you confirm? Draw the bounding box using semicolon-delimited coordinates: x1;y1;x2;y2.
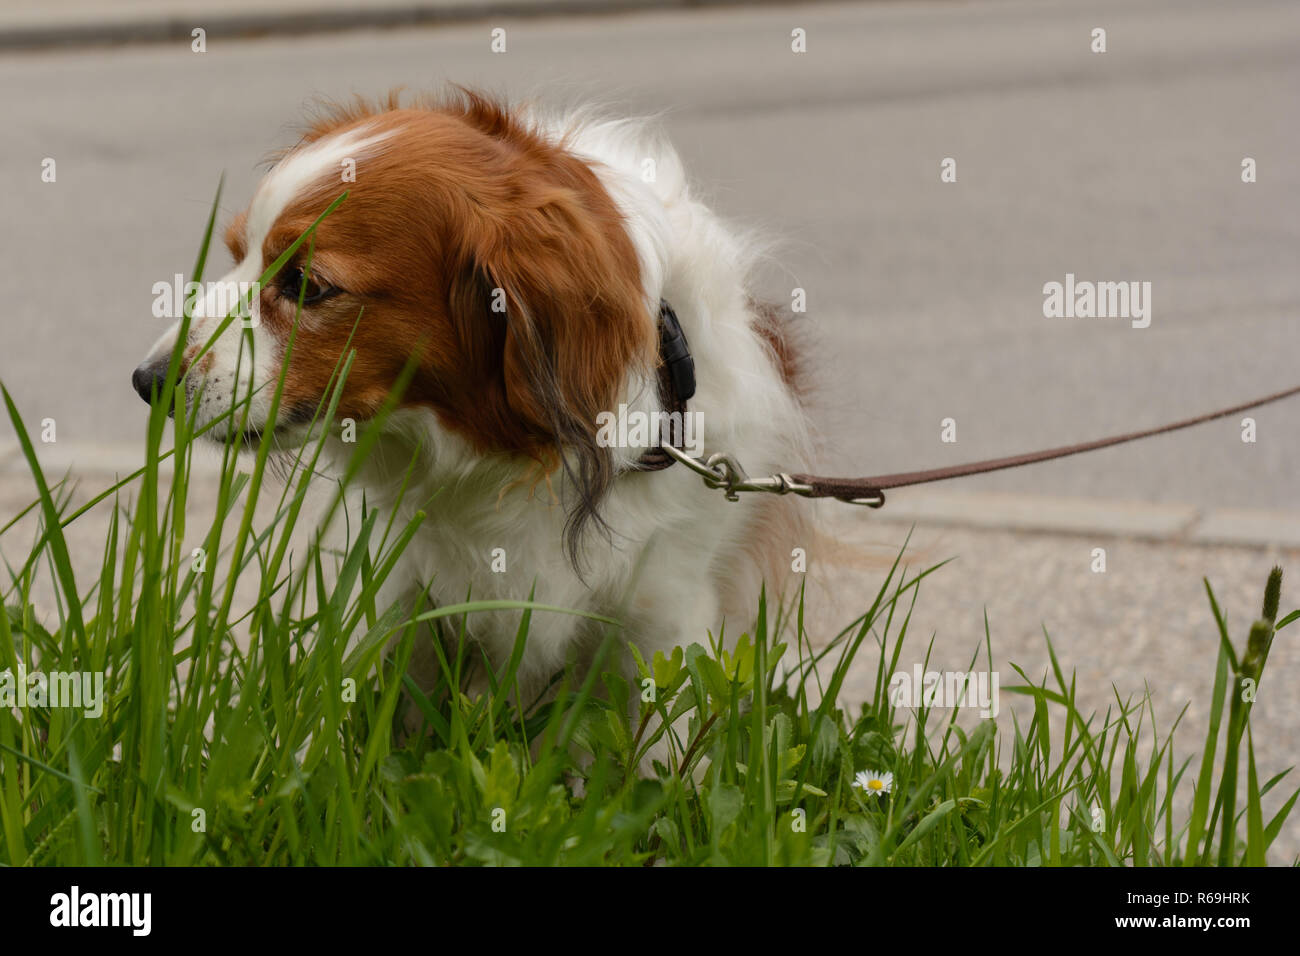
132;89;814;701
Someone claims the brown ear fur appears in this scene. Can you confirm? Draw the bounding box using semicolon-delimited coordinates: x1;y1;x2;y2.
448;130;656;567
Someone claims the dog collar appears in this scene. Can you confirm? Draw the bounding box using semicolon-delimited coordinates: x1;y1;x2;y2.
633;299;695;471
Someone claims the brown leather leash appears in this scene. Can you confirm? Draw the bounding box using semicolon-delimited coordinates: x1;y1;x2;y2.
659;382;1300;509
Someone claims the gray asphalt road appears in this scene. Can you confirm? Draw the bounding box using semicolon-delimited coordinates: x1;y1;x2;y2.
1;0;1297;510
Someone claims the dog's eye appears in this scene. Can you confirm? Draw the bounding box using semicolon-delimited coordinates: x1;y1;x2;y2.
280;266;335;305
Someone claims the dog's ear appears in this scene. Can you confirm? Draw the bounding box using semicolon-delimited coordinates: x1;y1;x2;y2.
449;182;656;566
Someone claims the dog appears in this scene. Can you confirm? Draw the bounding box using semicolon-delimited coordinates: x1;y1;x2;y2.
131;88;815;713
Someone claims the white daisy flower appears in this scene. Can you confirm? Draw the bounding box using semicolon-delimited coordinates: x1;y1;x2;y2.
852;770;893;796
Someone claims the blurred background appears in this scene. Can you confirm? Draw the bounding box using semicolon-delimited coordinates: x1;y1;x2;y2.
1;0;1298;852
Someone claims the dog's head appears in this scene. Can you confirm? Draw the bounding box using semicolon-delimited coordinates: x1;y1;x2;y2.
133;91;658;551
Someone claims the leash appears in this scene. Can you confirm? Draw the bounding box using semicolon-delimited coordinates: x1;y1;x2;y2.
661;383;1300;508
641;302;1300;508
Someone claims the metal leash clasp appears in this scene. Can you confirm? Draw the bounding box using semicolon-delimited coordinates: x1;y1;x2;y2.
659;444;882;506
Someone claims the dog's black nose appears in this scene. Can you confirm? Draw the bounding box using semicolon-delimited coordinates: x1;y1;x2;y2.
131;362;167;404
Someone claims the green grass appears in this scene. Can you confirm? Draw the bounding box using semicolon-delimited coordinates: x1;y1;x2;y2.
0;192;1295;866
